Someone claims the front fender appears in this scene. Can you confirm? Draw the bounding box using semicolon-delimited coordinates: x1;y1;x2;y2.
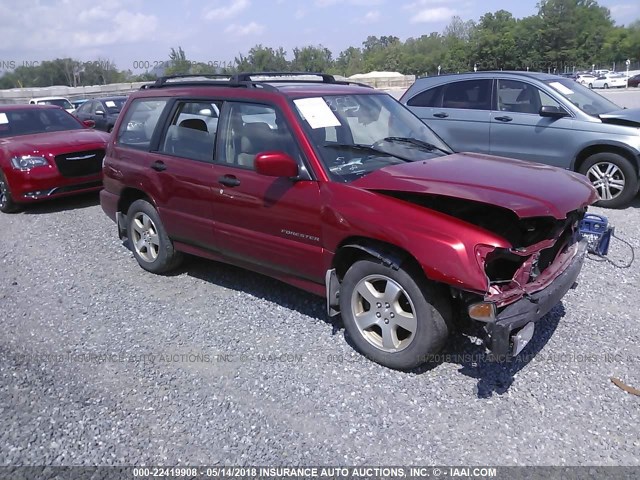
321;183;509;293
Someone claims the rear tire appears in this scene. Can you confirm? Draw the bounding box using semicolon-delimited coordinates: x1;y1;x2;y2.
126;199;183;273
339;259;450;370
579;152;638;208
604;83;609;89
0;171;20;214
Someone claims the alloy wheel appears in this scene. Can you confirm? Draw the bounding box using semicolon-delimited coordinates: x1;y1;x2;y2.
350;274;418;353
131;212;160;262
586;161;626;201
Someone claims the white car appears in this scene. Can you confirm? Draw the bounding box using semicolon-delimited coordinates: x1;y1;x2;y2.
591;73;628;89
28;96;75;114
576;74;597;87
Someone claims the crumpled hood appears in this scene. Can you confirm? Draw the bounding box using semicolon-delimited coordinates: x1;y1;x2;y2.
352;152;597;219
599;108;640;127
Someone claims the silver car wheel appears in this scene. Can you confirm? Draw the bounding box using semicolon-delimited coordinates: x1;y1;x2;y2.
587;161;626;201
350;274;418;353
131;212;160;262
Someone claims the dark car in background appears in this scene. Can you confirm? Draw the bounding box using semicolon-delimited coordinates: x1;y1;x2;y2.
628;74;640;88
0;105;109;213
75;96;128;133
401;71;640;208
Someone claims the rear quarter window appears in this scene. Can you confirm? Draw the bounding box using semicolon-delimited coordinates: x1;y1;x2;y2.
116;98;169;150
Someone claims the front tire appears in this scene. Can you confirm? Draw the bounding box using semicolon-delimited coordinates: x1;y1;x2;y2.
126;199;183;273
339;259;450;370
0;171;20;213
579;152;639;208
604;83;609;89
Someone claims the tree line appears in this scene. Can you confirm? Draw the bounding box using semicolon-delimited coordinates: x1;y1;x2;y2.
1;0;639;89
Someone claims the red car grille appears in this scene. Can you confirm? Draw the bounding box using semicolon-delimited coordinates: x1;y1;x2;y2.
54;150;104;178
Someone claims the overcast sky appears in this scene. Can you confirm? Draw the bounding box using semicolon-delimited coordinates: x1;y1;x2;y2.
0;0;638;73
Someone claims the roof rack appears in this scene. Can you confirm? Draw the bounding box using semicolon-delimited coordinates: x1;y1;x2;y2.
141;74;236;90
140;72;373;90
232;72;337;83
233;72;373;89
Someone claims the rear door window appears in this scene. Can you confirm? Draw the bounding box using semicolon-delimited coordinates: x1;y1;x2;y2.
159;100;221;162
116;98;169;150
441;80;492;110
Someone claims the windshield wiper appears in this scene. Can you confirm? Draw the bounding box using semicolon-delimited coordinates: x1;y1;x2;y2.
323;143;412;162
381;136;451;155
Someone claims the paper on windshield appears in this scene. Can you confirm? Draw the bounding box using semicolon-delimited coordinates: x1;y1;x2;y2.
105;101;116;108
549;82;574;95
0;113;8;124
293;97;341;129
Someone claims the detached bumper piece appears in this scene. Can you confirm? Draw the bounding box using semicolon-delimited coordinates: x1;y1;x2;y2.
486;239;587;357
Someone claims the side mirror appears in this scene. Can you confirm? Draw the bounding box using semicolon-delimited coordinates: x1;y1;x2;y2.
539;105;569;118
83;119;95;128
255;152;299;178
95;110;105;116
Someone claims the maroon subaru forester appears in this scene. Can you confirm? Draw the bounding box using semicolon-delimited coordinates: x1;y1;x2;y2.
100;73;597;369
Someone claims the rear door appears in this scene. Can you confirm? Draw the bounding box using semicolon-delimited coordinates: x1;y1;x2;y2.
113;97;217;248
149;99;223;247
210;101;325;283
405;79;492;153
490;79;574;168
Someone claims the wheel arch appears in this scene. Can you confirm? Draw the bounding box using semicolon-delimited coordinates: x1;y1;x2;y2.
573;144;640;176
333;237;422;280
326;236;436;317
115;188;155;239
118;187;155;215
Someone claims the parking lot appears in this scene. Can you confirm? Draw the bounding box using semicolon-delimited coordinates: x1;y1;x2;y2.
1;90;639;466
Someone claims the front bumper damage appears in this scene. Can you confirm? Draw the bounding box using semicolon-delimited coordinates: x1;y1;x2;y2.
484;238;588;357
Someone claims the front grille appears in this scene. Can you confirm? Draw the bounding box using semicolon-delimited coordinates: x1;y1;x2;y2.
54;150;104;178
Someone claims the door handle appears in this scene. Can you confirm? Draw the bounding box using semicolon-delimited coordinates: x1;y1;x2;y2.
433;112;449;118
151;160;167;172
495;116;513;122
218;175;240;187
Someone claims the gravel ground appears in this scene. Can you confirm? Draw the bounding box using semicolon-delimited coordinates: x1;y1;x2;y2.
0;192;639;467
2;88;640;467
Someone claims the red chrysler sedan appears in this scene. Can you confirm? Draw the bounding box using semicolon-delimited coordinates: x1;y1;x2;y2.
0;104;109;213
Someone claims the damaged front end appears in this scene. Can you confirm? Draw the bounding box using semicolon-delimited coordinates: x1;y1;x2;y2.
392;193;591;358
469;209;588;357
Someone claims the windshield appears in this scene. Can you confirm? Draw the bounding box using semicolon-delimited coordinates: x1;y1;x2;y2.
103;98;127;115
0;108;83;138
37;98;74;110
292;93;452;182
544;78;621;116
